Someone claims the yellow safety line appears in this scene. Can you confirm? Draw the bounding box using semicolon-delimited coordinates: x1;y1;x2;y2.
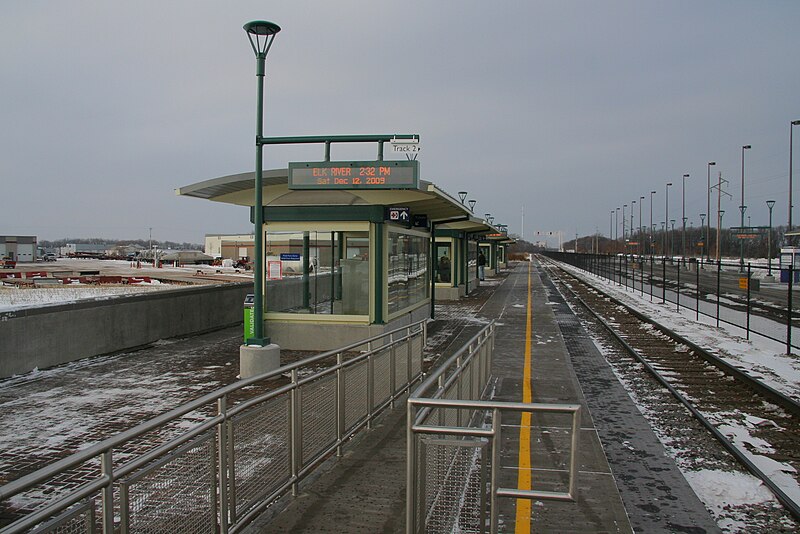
515;261;533;532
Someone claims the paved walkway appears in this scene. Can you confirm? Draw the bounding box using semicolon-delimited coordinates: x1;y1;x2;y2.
249;261;721;532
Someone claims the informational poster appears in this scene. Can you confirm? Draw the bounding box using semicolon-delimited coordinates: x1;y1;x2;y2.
267;260;283;280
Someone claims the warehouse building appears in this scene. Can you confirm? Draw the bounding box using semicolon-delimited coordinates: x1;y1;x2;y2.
0;235;37;262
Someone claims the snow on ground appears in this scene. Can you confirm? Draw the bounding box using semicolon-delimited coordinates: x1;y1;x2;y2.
0;285;175;312
0;258;254;312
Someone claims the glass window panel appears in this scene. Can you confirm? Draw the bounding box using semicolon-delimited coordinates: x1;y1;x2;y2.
435;242;452;284
265;230;369;316
388;230;429;315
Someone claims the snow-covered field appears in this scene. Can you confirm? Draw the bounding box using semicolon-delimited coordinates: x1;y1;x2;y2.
0;258;253;312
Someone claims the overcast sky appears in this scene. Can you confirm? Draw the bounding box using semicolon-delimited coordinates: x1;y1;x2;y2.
1;1;798;246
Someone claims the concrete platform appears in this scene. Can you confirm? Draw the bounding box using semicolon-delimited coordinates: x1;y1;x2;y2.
245;262;721;532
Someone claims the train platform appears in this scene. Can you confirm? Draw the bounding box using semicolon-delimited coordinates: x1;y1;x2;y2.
246;261;721;533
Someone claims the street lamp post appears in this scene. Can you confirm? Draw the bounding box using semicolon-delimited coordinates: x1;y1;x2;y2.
630;200;636;253
623;204;628;247
244;20;281;347
665;182;673;259
700;213;706;261
610;210;614;252
670;219;676;256
616;207;620;252
706;162;715;261
650;190;656;255
639;196;644;255
682;174;689;263
791;121;800;231
740;144;752;271
767;200;776;277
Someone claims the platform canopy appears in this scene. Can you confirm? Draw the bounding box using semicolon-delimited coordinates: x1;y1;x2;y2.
176;168;498;233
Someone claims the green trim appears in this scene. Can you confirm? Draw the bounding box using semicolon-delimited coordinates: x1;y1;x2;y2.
434;229;464;238
254;205;385;223
374;222;385;324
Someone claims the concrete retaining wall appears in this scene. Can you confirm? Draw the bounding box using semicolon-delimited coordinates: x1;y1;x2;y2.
0;282;253;378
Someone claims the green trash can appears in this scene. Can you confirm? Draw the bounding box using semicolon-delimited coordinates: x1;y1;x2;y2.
244;293;255;343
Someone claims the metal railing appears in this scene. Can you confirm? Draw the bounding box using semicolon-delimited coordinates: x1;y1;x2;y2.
0;319;427;534
406;322;581;534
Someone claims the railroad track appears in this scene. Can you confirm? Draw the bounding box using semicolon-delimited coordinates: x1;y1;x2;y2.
538;256;800;527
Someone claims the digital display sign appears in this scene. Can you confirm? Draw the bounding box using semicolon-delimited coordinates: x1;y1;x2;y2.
288;160;419;190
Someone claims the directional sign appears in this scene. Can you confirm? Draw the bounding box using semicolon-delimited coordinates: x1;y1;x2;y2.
280;253;301;261
386;206;410;224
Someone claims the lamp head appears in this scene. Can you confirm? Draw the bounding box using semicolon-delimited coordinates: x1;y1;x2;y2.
793;120;800;126
709;161;716;166
458;191;468;203
667;182;673;187
468;199;476;212
683;174;689;178
767;200;776;209
743;144;752;150
244;20;281;57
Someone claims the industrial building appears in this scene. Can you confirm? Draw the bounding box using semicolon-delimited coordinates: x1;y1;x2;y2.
0;235;37;262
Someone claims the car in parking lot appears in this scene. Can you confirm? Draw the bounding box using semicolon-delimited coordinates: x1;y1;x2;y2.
42;253;57;262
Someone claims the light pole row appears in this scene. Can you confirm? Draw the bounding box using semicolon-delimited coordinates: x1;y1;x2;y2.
608;118;798;263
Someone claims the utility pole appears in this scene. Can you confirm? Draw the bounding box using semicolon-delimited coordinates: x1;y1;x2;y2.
711;172;732;261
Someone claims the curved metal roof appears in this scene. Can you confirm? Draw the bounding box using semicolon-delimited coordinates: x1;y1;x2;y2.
176;168;499;234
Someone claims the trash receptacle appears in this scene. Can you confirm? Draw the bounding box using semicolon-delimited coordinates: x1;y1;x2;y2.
244;293;255;343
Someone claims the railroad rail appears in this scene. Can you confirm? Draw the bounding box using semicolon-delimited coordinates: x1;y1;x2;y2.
538;256;800;521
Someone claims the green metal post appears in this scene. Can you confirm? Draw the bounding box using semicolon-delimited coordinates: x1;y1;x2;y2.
430;223;436;319
303;231;310;309
337;231;344;300
244;19;280;346
251;51;268;345
330;231;335;314
374;223;384;324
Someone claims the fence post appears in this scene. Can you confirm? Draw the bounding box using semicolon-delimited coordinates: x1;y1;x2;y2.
336;352;344;457
640;255;644;297
290;369;300;496
696;261;700;321
490;408;502;534
716;260;721;328
389;333;396;408
746;263;751;340
217;396;229;533
624;254;629;290
788;265;793;355
676;258;681;312
101;450;114;534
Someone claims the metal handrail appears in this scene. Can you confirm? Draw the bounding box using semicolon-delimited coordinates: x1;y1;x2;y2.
1;317;428;533
406;322;581;534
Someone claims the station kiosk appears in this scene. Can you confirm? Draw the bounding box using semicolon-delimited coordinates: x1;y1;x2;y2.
178;160;497;350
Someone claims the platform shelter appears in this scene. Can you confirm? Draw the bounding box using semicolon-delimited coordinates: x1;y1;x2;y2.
177;163;497;350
